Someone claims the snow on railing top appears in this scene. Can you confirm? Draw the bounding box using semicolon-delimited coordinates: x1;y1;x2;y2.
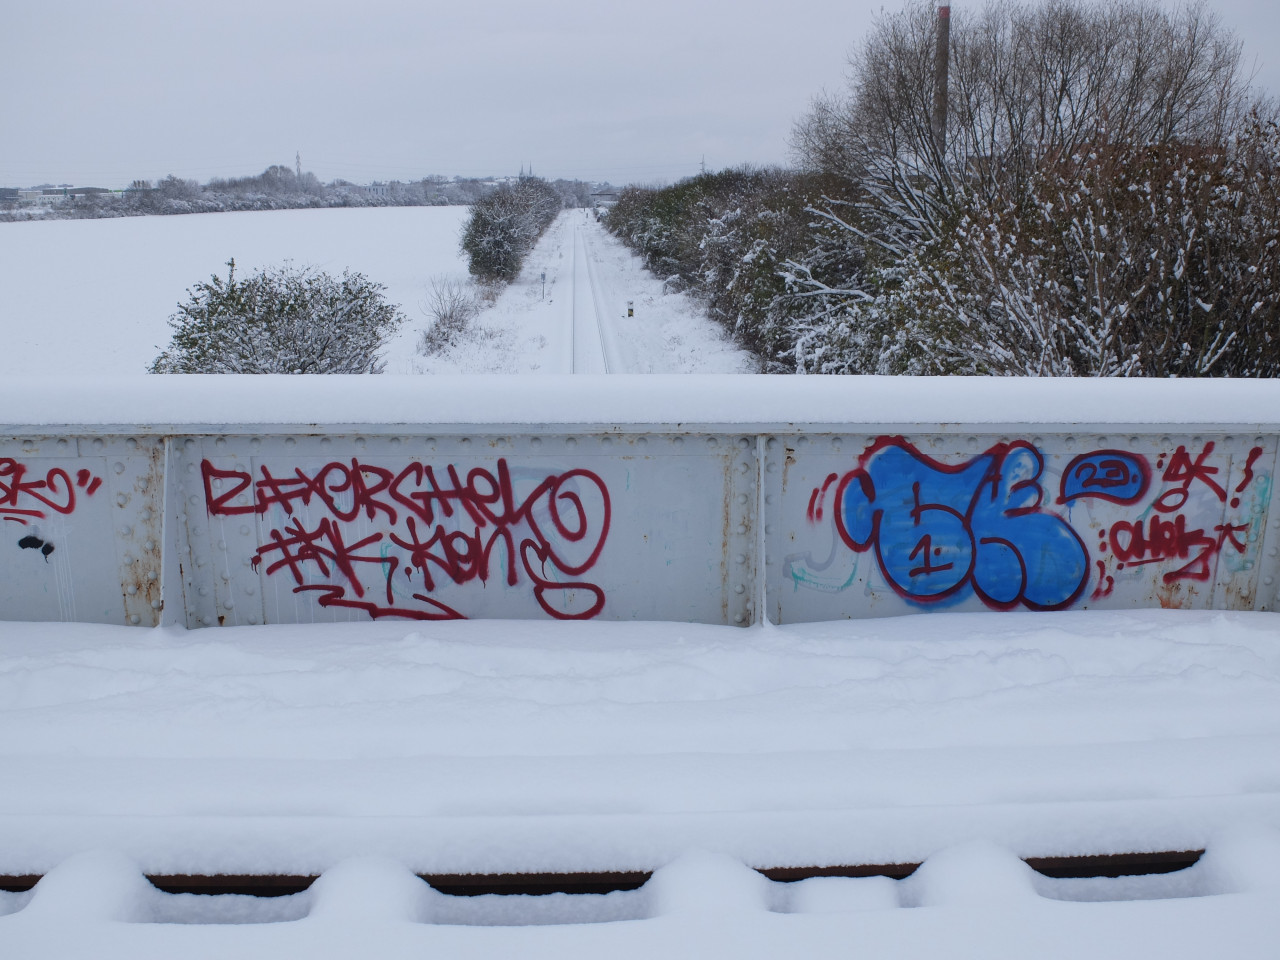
3;375;1280;433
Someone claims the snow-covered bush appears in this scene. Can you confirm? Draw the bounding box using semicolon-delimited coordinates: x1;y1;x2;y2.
418;274;482;355
787;0;1278;377
606;168;864;371
460;176;561;283
150;259;404;374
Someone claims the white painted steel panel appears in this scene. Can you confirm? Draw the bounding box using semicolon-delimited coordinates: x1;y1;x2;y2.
766;431;1280;623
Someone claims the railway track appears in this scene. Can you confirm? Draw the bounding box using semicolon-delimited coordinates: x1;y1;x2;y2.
570;222;613;374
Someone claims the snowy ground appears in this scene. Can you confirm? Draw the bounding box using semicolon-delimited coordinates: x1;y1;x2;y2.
0;207;752;377
1;213;1277;955
1;610;1279;957
0;207;468;376
395;210;754;374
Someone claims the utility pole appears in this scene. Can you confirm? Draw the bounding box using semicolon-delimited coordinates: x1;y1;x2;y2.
296;151;302;180
931;5;951;158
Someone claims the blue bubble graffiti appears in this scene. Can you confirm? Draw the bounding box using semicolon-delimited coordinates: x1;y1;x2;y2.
834;437;1089;610
1058;450;1150;505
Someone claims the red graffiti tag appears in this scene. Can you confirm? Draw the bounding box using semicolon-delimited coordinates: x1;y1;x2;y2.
205;458;611;621
1154;443;1226;513
1231;446;1265;508
1109;514;1248;583
1;458;102;526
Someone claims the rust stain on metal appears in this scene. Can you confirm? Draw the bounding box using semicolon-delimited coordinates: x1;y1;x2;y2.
1220;576;1254;610
120;442;167;626
721;445;733;625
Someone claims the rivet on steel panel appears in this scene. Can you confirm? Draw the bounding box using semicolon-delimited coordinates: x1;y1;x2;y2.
114;462;126;475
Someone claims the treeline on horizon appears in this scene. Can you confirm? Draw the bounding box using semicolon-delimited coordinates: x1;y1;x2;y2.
607;0;1280;378
0;165;602;221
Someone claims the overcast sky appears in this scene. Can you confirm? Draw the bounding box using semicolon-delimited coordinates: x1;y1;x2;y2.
4;0;1278;189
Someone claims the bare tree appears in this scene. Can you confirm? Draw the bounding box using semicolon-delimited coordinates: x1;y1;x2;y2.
788;0;1279;377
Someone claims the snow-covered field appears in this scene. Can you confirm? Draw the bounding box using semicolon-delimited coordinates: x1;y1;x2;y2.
0;208;752;377
0;207;468;375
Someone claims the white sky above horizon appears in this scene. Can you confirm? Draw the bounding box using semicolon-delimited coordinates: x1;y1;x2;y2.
4;0;1278;190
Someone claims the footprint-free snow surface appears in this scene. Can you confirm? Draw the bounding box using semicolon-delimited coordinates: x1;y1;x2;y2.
2;611;1280;958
